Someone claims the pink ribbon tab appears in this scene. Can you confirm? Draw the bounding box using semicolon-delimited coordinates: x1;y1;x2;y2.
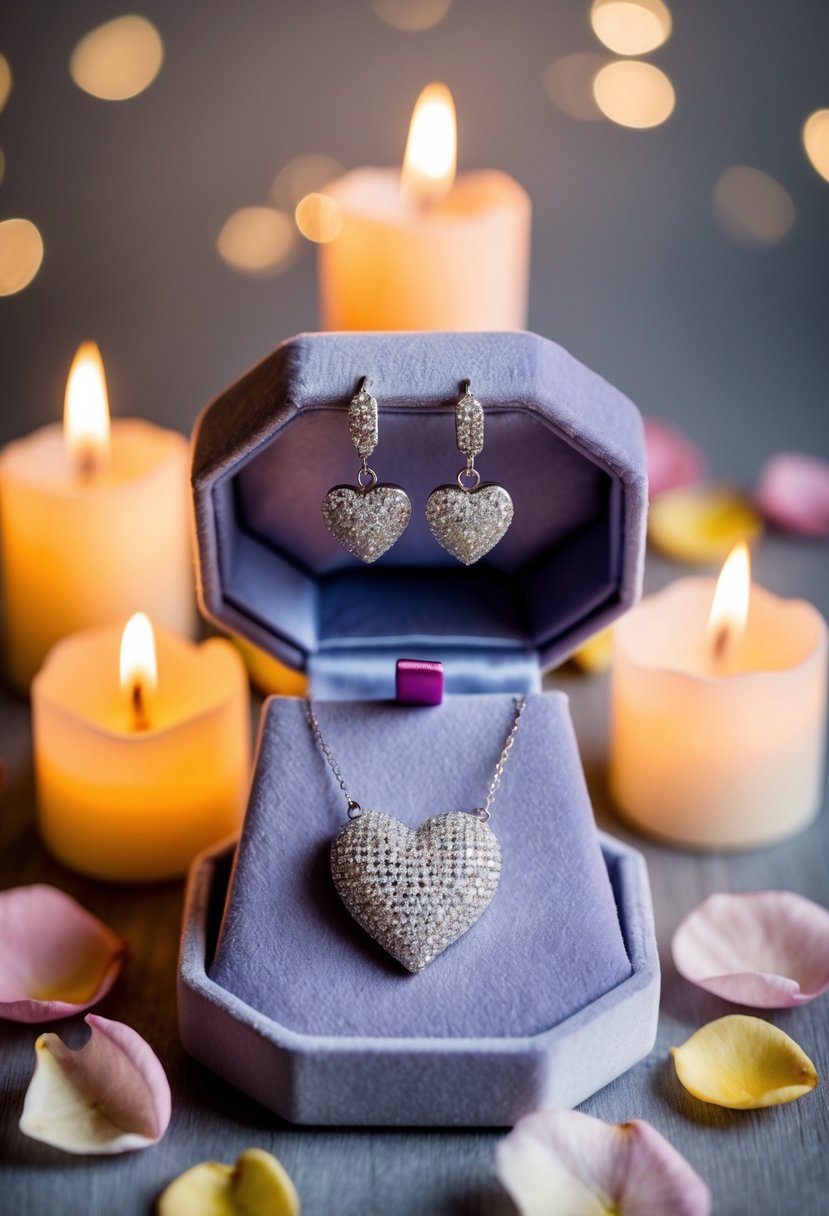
395;659;444;706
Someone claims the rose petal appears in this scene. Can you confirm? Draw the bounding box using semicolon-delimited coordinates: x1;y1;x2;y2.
755;452;829;538
158;1148;300;1216
496;1110;710;1216
234;637;308;697
0;885;127;1022
672;891;829;1008
571;628;614;674
671;1015;818;1109
648;486;763;564
19;1013;171;1153
644;419;706;500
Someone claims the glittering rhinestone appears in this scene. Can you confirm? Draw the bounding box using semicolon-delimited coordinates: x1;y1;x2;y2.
330;810;501;973
322;484;412;563
424;483;514;565
348;389;378;458
455;392;484;458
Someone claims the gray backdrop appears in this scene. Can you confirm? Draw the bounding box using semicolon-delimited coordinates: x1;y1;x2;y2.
0;0;827;481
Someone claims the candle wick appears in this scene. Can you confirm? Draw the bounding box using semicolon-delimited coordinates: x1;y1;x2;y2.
403;184;438;216
131;681;150;732
75;445;101;482
710;623;732;669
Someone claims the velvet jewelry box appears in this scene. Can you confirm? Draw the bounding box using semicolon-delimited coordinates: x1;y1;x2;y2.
179;330;659;1126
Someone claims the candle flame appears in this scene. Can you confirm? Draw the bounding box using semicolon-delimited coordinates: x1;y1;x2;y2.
707;542;751;664
64;341;111;475
120;612;157;730
401;82;457;208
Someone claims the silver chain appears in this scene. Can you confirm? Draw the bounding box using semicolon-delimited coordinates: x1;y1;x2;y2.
478;695;527;821
305;695;527;823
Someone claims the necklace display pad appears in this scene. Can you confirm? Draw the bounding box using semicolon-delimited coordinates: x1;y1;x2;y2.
178;694;660;1125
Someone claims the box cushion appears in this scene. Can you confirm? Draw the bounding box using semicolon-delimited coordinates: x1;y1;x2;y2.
210;693;632;1039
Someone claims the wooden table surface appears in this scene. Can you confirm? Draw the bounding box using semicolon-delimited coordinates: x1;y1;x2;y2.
1;545;827;1216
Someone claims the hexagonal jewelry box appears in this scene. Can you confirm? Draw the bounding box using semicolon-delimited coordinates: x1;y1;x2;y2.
180;330;659;1125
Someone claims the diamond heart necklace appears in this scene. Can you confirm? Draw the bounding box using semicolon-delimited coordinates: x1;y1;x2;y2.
305;696;527;973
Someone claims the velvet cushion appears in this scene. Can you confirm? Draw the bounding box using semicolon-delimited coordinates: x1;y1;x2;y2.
210;693;632;1039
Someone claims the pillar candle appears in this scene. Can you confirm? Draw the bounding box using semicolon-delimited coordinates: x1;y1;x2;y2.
32;615;251;882
0;343;195;690
318;84;531;331
610;546;828;849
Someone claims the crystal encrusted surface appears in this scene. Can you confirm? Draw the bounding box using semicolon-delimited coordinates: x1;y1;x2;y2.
455;392;484;457
425;483;514;565
330;809;502;973
321;484;412;563
348;389;378;458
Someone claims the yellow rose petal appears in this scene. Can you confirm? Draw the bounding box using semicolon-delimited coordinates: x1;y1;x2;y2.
571;628;614;674
158;1148;300;1216
671;1015;818;1109
648;486;762;565
234;638;308;697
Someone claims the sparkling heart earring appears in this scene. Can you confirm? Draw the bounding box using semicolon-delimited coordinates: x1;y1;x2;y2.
322;378;412;563
425;383;514;565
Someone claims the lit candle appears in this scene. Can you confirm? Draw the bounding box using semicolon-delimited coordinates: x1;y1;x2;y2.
610;544;828;849
318;83;531;331
0;343;195;690
32;614;251;882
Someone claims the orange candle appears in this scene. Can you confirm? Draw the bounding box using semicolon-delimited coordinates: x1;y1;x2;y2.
319;84;531;331
33;614;251;882
0;343;195;690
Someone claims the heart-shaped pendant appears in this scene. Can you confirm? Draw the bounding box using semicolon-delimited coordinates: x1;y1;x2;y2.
425;483;514;565
331;809;501;972
322;484;412;564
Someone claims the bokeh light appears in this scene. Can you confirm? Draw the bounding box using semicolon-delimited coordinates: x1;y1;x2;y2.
593;60;675;128
271;154;343;211
372;0;453;32
803;109;829;184
0;53;11;114
70;16;164;101
295;193;343;243
590;0;672;55
217;206;297;276
0;218;44;296
543;53;610;122
714;166;795;245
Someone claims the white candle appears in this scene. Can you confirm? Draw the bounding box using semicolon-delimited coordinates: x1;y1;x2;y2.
610;545;828;849
33;614;251;882
0;343;195;690
318;83;531;332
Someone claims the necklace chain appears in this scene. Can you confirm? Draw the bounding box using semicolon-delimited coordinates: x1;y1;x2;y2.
305;695;527;823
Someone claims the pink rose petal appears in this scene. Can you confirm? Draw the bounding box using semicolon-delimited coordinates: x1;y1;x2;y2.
672;891;829;1008
19;1013;171;1154
755;452;829;538
644;418;706;500
0;885;127;1022
496;1110;710;1216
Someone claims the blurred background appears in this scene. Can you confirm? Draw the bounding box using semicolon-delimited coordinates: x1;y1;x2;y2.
0;0;827;483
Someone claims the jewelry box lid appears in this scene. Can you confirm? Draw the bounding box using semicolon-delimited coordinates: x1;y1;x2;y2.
191;331;647;697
